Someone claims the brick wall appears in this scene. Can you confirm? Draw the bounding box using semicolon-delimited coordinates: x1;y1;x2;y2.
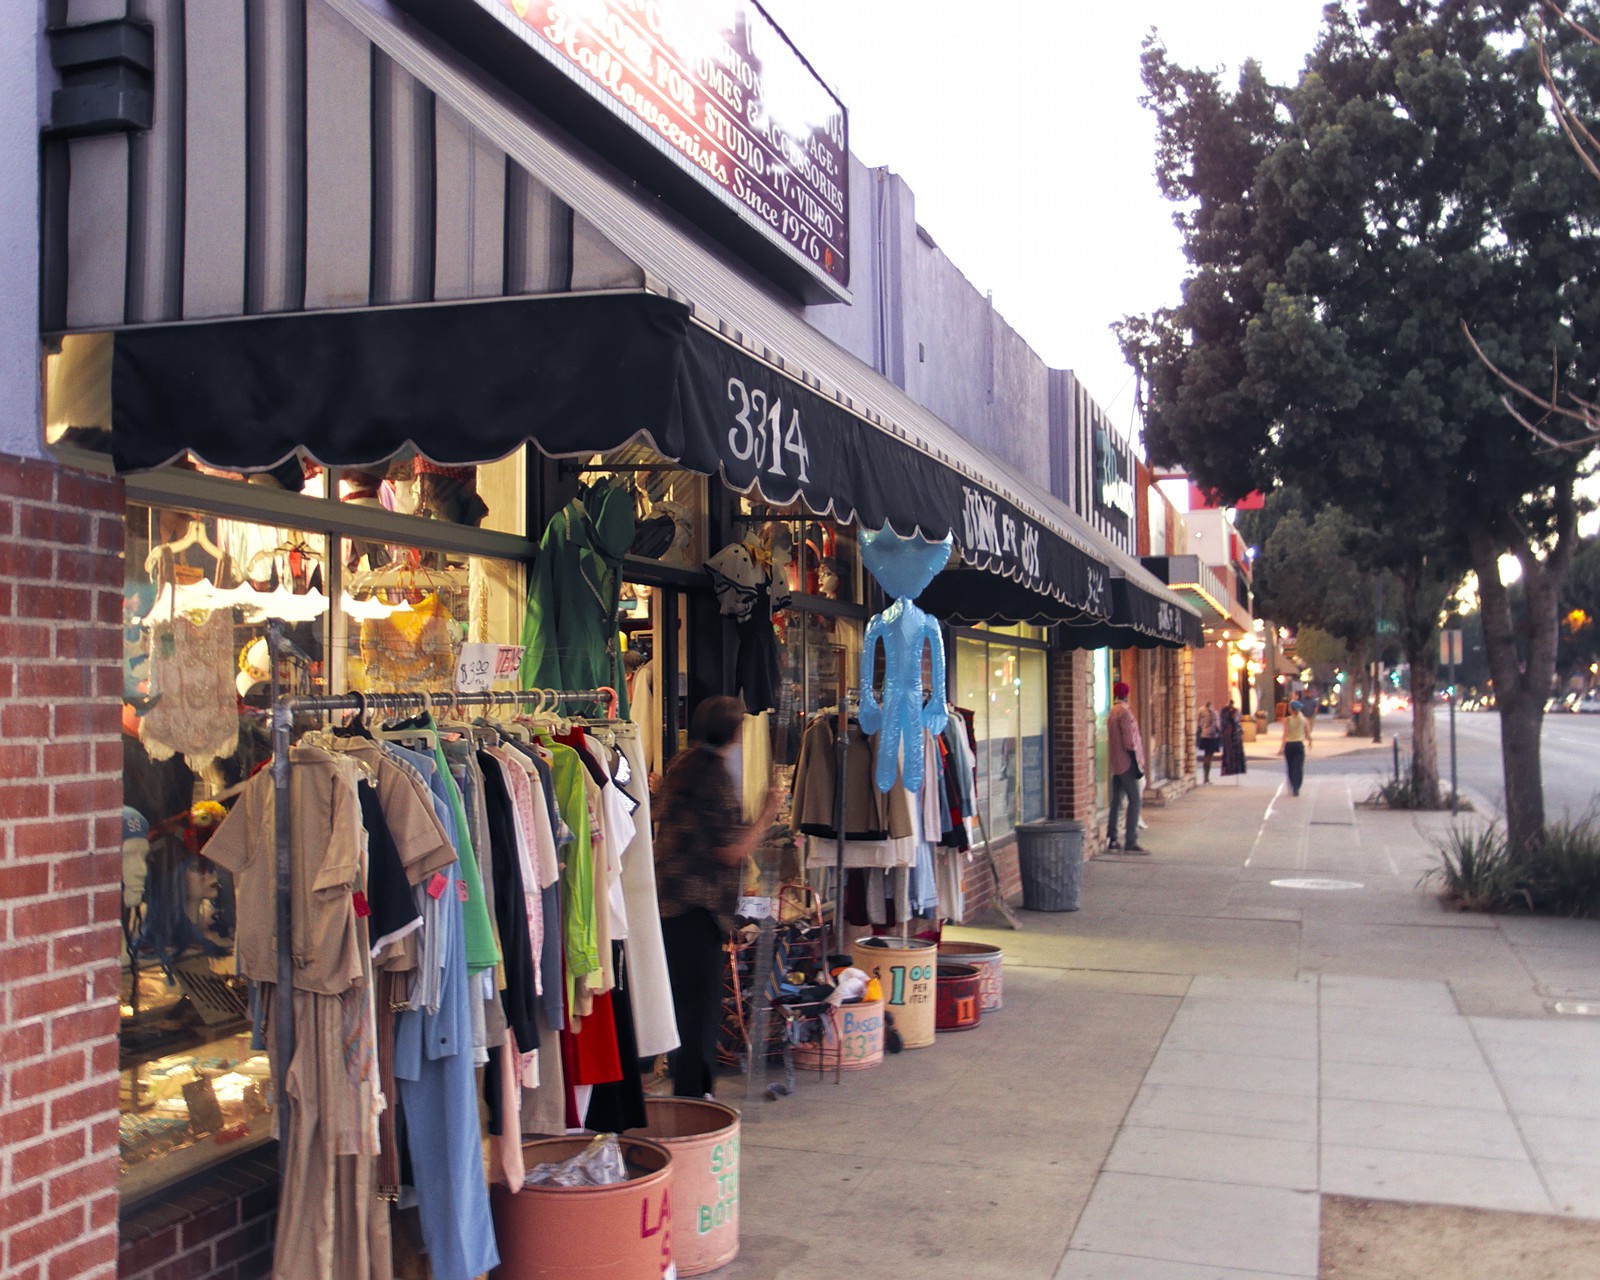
117;1150;276;1280
1050;648;1103;851
958;835;1019;922
0;454;126;1280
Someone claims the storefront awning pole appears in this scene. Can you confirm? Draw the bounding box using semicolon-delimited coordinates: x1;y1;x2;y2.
832;702;848;958
267;620;296;1168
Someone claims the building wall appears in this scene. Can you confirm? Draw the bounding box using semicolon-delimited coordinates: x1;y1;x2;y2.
1194;642;1235;713
117;1148;275;1280
0;453;125;1280
1;2;43;461
1050;647;1102;850
805;168;1051;482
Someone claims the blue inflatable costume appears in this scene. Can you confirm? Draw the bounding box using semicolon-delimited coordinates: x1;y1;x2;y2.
857;530;953;794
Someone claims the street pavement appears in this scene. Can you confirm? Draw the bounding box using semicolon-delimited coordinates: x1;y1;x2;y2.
1388;705;1600;824
718;719;1600;1280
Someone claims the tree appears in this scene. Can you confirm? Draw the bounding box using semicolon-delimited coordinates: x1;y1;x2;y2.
1559;536;1600;686
1120;1;1600;854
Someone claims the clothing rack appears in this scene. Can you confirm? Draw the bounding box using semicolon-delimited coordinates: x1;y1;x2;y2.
263;620;619;1170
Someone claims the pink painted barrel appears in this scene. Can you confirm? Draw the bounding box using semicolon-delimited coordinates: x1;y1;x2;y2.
638;1097;740;1275
790;998;885;1072
490;1136;674;1280
937;941;1004;1012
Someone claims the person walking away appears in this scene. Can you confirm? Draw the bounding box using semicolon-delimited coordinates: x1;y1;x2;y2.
1219;701;1247;780
1279;698;1312;796
1107;681;1147;852
1196;700;1222;784
654;695;781;1097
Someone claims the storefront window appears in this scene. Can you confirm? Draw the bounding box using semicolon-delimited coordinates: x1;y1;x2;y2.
733;497;862;607
773;608;863;766
951;626;1049;841
574;446;709;571
120;500;526;1201
1093;649;1113;806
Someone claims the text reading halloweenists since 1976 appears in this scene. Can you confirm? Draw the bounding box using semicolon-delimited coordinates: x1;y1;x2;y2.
498;0;849;287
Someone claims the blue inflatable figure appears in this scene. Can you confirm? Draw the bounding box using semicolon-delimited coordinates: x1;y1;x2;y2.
857;529;953;794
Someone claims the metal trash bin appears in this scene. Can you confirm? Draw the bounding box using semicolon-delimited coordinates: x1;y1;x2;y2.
1015;820;1084;912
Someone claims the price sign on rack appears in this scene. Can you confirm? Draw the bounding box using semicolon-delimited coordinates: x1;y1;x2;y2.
456;643;526;693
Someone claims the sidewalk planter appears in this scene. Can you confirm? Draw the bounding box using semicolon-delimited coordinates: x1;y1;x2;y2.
791;998;885;1072
934;963;983;1031
937;941;1004;1012
639;1098;740;1276
852;937;938;1048
489;1137;675;1280
1016;820;1084;912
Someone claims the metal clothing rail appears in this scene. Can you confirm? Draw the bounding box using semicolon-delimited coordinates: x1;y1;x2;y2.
262;620;618;1169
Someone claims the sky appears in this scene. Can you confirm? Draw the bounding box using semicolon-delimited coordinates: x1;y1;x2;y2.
757;0;1332;436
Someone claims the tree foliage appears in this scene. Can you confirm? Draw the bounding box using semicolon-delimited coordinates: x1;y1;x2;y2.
1120;0;1600;850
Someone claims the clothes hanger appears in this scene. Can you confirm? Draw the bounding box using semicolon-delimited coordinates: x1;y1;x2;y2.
349;559;465;595
332;690;375;740
495;694;533;742
373;693;440;750
144;518;222;576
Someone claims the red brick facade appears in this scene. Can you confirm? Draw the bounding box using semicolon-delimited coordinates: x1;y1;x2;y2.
1;454;125;1280
116;1149;276;1280
1050;648;1102;850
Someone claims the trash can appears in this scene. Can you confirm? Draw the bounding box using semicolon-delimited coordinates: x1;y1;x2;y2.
1015;820;1084;912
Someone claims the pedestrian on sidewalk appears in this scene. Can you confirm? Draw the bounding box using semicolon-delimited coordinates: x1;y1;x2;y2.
1107;681;1147;852
1196;700;1221;783
655;695;782;1098
1279;698;1312;796
1220;701;1246;780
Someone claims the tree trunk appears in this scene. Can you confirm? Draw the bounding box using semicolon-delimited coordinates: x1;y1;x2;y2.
1401;565;1444;809
1468;520;1572;861
1405;644;1440;807
1499;694;1545;856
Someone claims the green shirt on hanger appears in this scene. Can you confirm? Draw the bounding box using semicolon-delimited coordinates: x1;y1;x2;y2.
542;739;600;1005
520;481;634;716
428;736;502;974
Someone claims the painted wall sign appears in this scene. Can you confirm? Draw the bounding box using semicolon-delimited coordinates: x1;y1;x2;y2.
485;0;849;289
1093;426;1135;520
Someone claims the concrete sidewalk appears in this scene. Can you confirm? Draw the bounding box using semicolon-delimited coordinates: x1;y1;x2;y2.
719;757;1600;1280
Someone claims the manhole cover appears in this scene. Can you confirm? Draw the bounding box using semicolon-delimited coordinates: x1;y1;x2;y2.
1269;878;1365;891
1548;1001;1600;1017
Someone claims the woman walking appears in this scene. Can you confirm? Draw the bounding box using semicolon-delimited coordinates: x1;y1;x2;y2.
1219;701;1247;780
654;696;781;1098
1196;700;1222;784
1279;699;1312;797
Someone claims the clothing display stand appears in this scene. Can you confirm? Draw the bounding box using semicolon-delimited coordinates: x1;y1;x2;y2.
263;619;618;1173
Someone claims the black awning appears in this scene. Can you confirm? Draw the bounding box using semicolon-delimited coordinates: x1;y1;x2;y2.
918;567;1101;626
105;291;1112;614
921;567;1199;647
1051;576;1203;650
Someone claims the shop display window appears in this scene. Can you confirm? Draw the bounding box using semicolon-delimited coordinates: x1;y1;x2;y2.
1094;649;1114;804
733;497;862;606
573;444;709;571
120;501;526;1201
951;625;1050;841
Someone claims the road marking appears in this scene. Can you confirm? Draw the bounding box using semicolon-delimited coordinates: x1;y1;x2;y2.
1244;782;1287;867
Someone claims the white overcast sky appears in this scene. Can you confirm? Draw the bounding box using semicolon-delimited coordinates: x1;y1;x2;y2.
759;0;1331;436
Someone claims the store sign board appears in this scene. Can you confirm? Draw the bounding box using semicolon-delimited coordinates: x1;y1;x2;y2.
1093;426;1135;520
482;0;849;289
